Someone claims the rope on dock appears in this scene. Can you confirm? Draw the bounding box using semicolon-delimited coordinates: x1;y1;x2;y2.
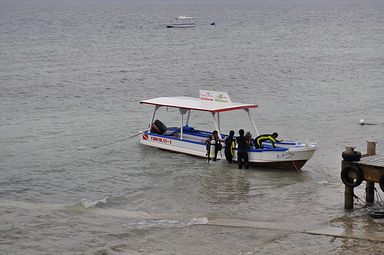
353;188;384;208
353;194;367;207
374;188;384;206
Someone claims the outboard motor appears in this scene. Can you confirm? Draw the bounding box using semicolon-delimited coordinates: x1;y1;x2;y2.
150;119;167;134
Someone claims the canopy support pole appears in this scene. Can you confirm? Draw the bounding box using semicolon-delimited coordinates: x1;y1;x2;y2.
148;106;160;133
211;112;223;140
186;110;191;126
245;108;259;136
181;114;184;139
179;108;188;140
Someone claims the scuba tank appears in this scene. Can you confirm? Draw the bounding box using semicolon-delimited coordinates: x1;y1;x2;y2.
224;137;236;163
209;138;217;161
230;140;236;157
207;133;223;162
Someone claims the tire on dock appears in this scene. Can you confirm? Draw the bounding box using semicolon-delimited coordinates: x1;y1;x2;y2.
341;165;363;188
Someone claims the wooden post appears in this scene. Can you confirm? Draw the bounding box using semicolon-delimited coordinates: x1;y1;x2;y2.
345;186;354;209
342;160;354;209
366;141;377;203
366;182;374;203
367;141;376;156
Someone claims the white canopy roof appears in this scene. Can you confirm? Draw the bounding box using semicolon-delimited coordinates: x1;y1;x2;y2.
140;96;257;113
176;15;196;20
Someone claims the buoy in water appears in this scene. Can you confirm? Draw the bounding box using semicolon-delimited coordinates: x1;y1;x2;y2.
358;119;377;125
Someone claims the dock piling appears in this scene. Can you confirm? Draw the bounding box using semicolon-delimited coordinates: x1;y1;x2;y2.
341;141;383;210
341;159;355;210
344;185;354;210
365;141;376;203
367;141;377;156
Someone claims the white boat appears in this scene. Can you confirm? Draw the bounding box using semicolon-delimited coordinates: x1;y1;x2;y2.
139;90;318;170
167;15;196;28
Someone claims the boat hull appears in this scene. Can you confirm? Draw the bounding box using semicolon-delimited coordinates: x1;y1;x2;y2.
248;160;307;170
167;24;196;28
139;131;317;170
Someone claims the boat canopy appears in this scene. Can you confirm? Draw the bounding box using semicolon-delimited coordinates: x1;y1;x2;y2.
176;15;196;20
140;96;257;113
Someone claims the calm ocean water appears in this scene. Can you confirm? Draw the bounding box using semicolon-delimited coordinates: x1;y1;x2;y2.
1;0;384;254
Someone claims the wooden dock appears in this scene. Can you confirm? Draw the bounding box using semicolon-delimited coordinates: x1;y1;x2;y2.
341;141;384;209
358;155;384;169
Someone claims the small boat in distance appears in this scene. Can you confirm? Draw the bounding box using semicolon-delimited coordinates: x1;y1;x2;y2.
139;90;318;170
167;16;196;28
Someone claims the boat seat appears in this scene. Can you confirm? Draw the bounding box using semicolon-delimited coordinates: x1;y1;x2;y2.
163;130;178;136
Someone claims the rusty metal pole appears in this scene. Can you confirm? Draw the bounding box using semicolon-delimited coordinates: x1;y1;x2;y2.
366;141;377;204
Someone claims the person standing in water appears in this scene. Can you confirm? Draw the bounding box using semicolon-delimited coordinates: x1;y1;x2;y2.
205;130;223;162
224;130;236;163
236;129;249;169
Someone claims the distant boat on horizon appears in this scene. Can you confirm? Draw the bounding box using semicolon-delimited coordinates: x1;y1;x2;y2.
166;15;196;28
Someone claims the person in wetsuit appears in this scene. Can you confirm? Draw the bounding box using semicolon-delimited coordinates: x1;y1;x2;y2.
245;131;254;148
224;130;236;163
255;132;279;149
236;129;249;169
205;130;223;162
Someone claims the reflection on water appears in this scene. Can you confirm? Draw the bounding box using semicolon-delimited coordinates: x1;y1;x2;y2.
200;165;251;204
330;214;384;242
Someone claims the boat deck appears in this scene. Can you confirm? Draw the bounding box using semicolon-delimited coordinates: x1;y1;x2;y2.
146;126;290;152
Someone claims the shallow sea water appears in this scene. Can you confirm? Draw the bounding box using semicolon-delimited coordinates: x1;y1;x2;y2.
1;0;384;254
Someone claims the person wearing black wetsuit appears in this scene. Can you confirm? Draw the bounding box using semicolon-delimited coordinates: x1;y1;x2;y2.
236;129;249;169
205;130;223;162
255;132;279;149
224;130;236;163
